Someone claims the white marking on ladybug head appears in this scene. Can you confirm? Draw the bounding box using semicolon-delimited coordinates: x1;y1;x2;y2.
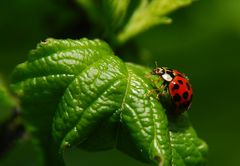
162;73;173;82
153;67;164;75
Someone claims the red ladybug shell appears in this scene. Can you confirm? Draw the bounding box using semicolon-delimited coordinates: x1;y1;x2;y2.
169;71;193;112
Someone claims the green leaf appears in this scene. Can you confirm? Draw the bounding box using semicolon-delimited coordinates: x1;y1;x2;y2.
11;38;207;166
117;0;192;44
102;0;130;31
11;38;114;166
76;0;102;25
76;0;192;45
169;114;208;166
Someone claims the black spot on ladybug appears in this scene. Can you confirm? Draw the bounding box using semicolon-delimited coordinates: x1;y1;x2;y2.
172;84;180;90
183;91;189;99
186;82;190;90
173;94;181;102
177;80;183;84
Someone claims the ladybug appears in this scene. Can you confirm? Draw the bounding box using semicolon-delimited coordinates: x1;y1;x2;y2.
151;67;193;113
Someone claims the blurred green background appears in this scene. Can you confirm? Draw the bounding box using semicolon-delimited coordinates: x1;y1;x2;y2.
0;0;240;165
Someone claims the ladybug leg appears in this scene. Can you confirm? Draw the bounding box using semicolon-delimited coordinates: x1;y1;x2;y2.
146;78;167;98
157;89;167;99
145;89;159;97
145;73;162;84
157;82;168;100
145;73;152;79
157;89;168;100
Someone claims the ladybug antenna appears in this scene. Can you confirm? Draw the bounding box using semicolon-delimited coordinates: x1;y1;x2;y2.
155;61;158;68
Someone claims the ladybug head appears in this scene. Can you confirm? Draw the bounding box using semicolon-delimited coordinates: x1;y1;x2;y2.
151;67;165;75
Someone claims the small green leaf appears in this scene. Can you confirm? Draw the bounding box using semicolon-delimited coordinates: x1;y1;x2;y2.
117;0;192;44
76;0;192;45
102;0;130;31
11;38;207;166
